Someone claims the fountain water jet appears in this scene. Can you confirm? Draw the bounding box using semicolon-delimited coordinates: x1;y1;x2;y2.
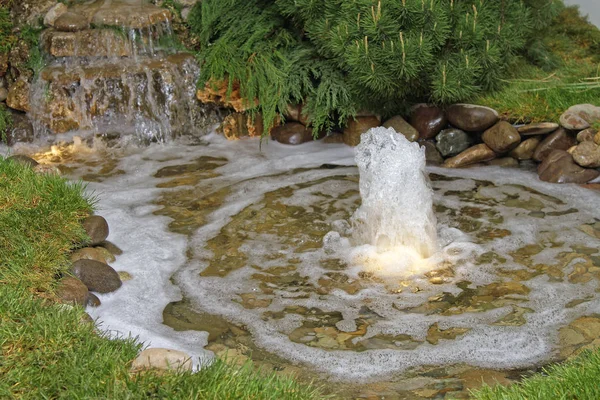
341;127;439;276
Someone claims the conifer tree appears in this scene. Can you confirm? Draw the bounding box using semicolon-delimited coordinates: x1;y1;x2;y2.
189;0;563;134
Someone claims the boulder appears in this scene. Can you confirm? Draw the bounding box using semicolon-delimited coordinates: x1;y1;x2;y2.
435;128;471;157
43;3;68;27
132;348;193;372
538;150;600;184
577;128;596;143
382;115;419;142
482;121;521;153
443;144;496;168
421;141;444;165
7;154;38;168
71;259;122;293
271;122;313;145
572;141;600;168
560;104;600;131
56;277;89;306
532;128;576;162
6;80;30;112
343;116;380;146
82;215;109;246
4;111;34;146
446;104;498;132
54;12;90;32
510;137;541;161
517;122;559;136
409;104;446;140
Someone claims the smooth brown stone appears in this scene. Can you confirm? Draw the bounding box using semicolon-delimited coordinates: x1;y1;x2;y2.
71;259;122;293
7;154;38;168
382;115;419;142
560;104;600;131
443;144;496;168
532;128;576;162
343;116;380;146
482;121;521;153
446;104;498;132
82;215;109;246
421;141;444;165
56;277;89;306
54;12;89;32
510;137;541;160
577;128;596;143
517;122;559;136
323;132;344;144
486;157;519;168
538;150;600;184
271;122;313;145
409;104;447;140
572;141;600;168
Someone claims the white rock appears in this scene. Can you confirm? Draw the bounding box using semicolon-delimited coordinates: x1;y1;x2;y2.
132;348;193;372
43;3;68;27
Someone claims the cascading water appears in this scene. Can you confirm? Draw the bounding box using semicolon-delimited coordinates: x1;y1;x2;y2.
27;0;217;142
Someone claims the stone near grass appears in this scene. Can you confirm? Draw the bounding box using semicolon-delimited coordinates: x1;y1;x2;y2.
87;292;101;307
560;104;600;131
56;276;89;306
132;348;193;372
510;137;541;161
343;116;380;146
71;259;122;293
409;104;446;140
577;128;596;143
538;150;600;184
33;164;61;175
0;87;7;102
595;131;600;146
532;128;577;162
54;12;90;32
572;141;600;168
421;141;444;165
6;80;30;112
82;215;109;246
482;121;521;153
44;3;68;27
435;128;471;157
382;115;419;142
7;154;38;168
71;247;110;264
271;122;313;145
4;112;34;146
446;104;498;132
442;144;496;168
517;122;559;136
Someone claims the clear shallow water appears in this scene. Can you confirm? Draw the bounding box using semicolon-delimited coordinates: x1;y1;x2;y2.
17;132;600;398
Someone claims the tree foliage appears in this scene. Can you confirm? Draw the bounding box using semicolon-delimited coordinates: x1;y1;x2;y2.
189;0;563;134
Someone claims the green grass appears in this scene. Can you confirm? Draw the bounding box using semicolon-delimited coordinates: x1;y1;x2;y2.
471;349;600;399
476;6;600;123
0;157;326;399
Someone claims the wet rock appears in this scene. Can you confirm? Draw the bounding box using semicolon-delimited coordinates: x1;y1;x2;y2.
100;240;123;257
82;215;109;245
87;292;101;307
71;259;122;293
559;327;586;346
426;323;470;345
446;104;498;132
6;80;30;112
44;3;68;27
435;128;471;157
196;79;254;112
572;141;600;168
0;87;7;102
7;154;38;168
532;128;577;162
42;29;132;58
220;112;265;139
343;116;380;146
34;164;61;175
560;104;600;131
409;104;446;140
271;122;313;145
571;317;600;340
323;132;344;144
510;137;541;160
517;122;559;136
482;121;521;153
443;144;496;168
486;157;519;168
382;115;419;142
71;247;110;264
3;110;34;146
118;271;133;281
284;103;309;126
132;348;193;372
577;128;596;143
56;277;89;306
538;150;600;184
89;5;171;29
54;12;90;32
421;141;444;165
